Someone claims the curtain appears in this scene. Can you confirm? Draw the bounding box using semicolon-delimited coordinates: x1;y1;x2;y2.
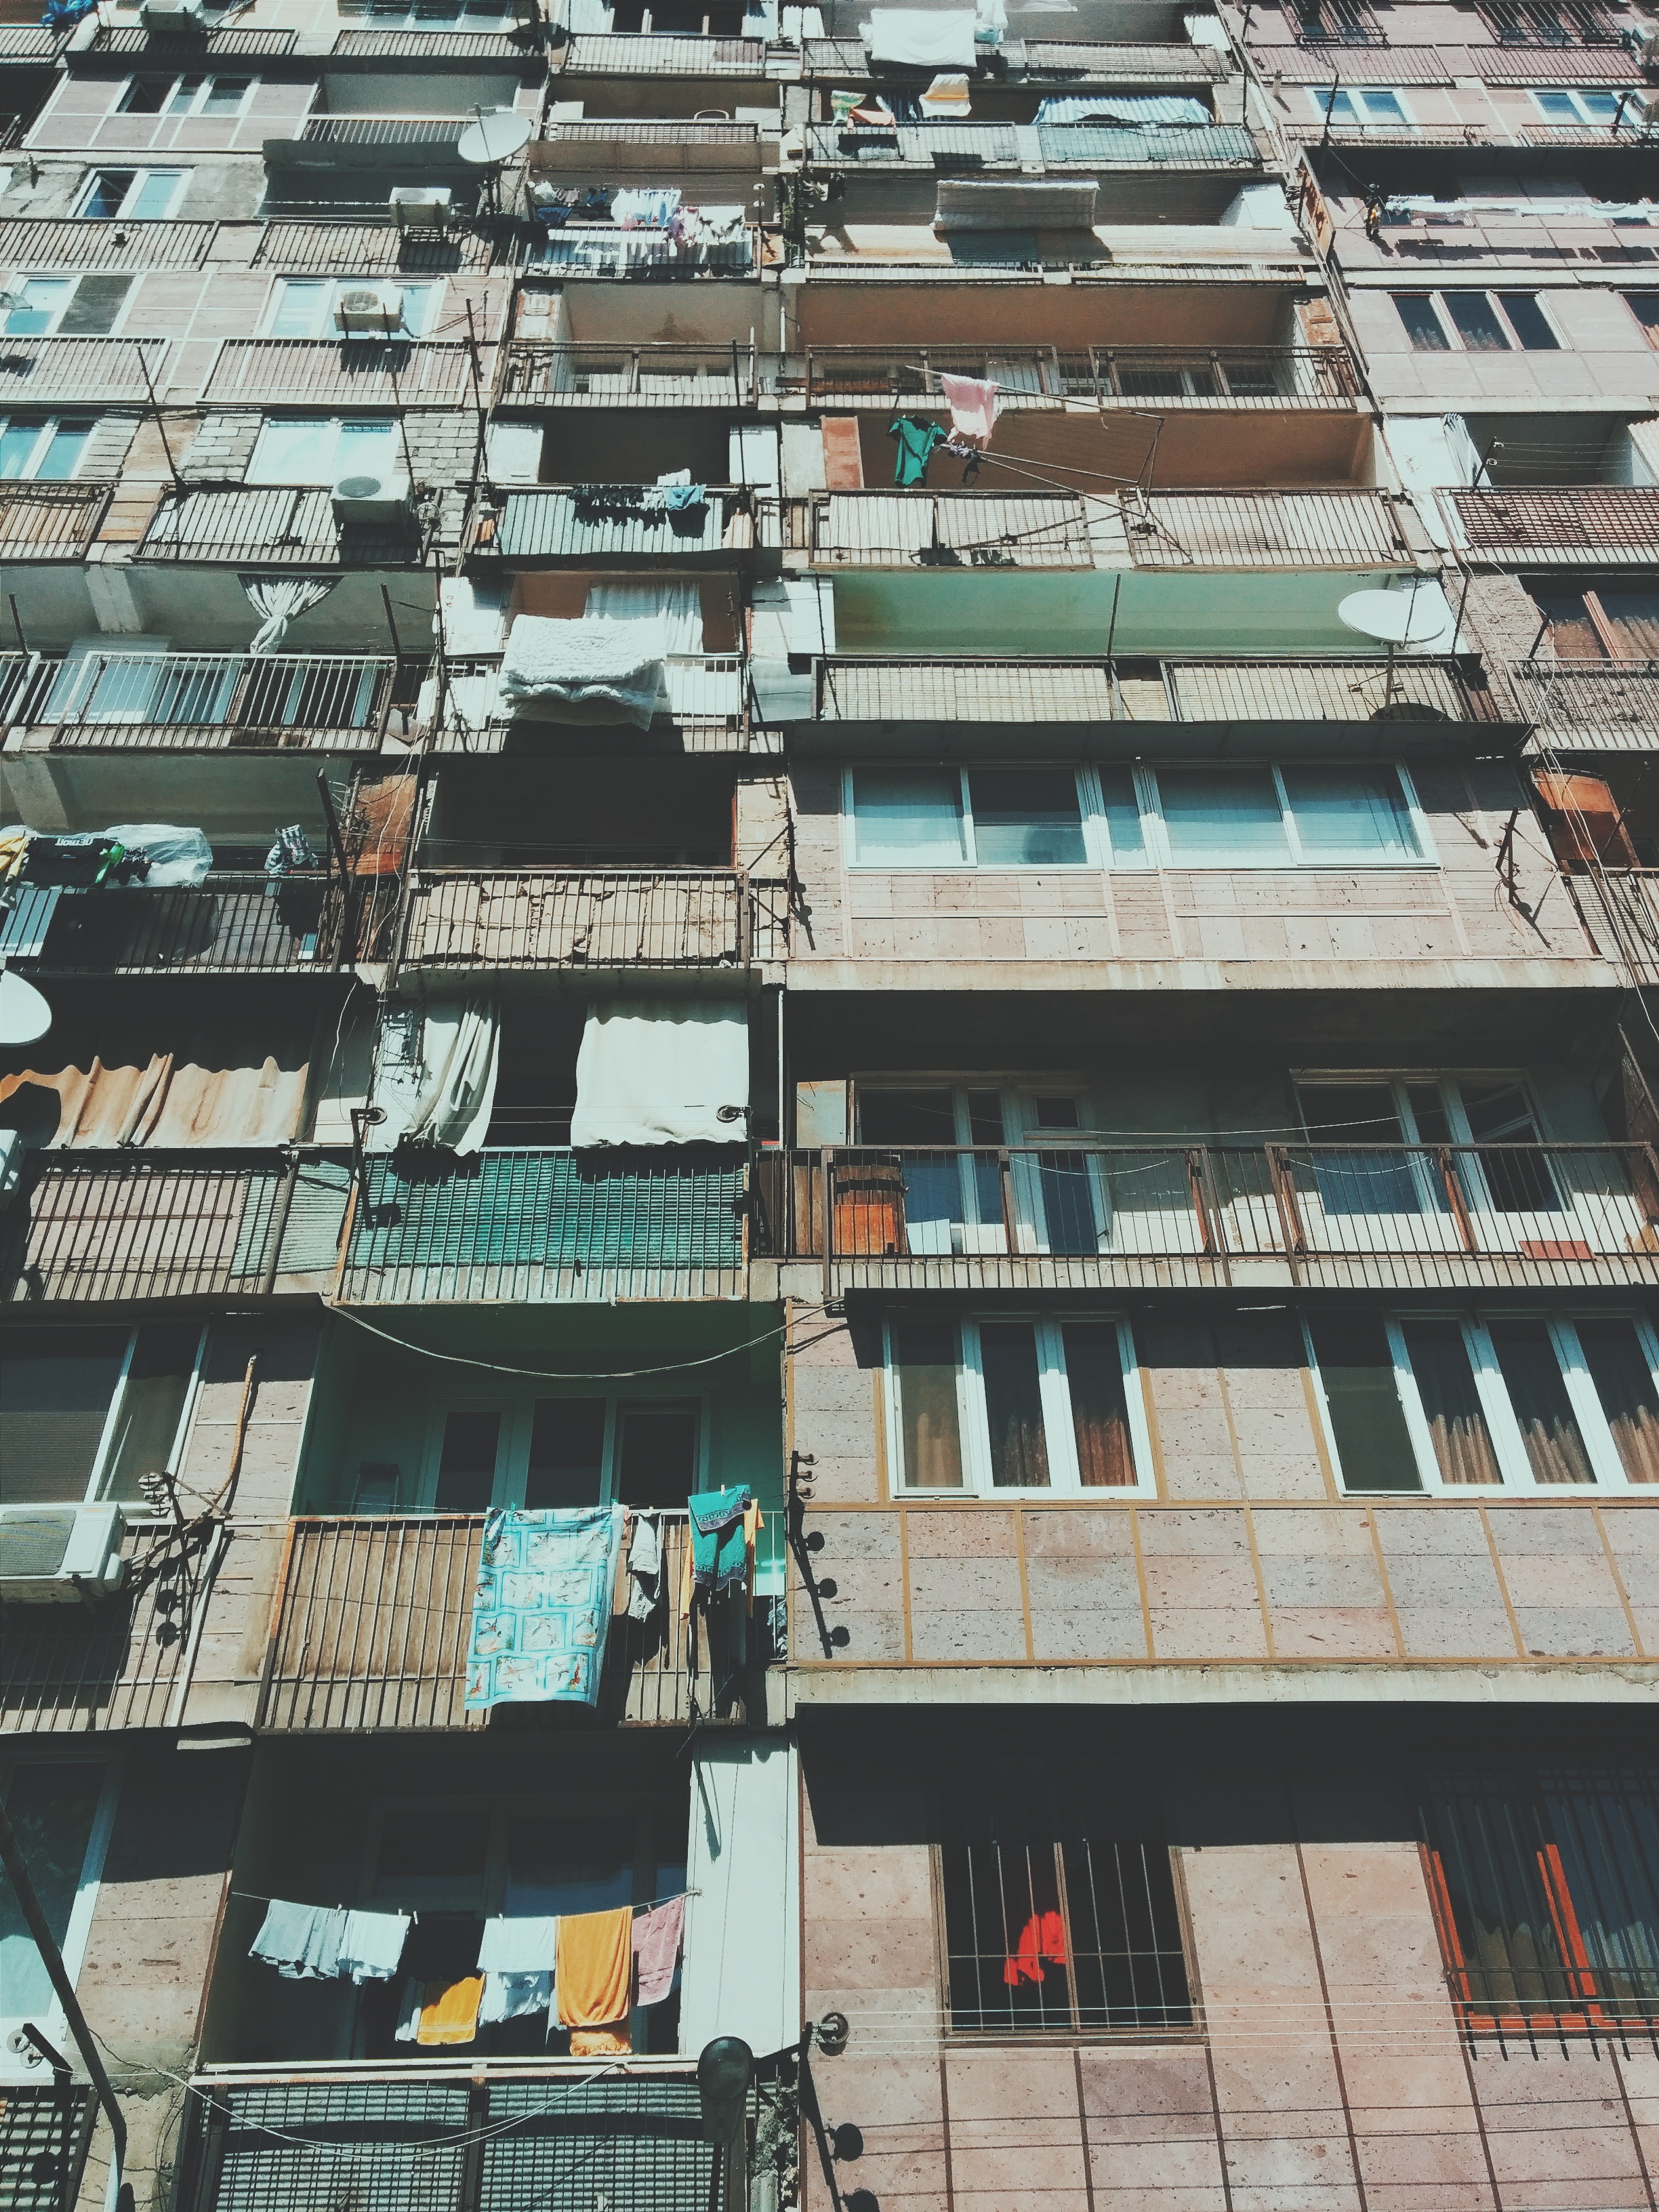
1488;1320;1595;1486
1062;1324;1134;1487
981;1322;1050;1488
891;1317;964;1490
241;575;338;655
1401;1320;1502;1485
569;1000;747;1147
369;998;499;1157
1578;1319;1659;1483
584;579;705;657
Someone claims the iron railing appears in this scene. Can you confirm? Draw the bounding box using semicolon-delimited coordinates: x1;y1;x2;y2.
0;335;171;404
293;111;478;147
339;1149;747;1303
400;869;787;969
0;2084;97;2212
134;487;426;565
0;216;216;270
1511;659;1659;748
19;872;342;975
331;26;535;55
257;1509;771;1731
424;654;747;744
802;120;1257;169
796;490;1098;568
200;337;478;407
16;650;401;750
794;344;1361;406
558;30;768;70
497;340;758;405
0;480;112;560
1128;487;1418;566
1450;487;1659;560
251;220;501;271
752;1142;1659;1293
523;224;756;276
1568;869;1659;987
800;32;1229;75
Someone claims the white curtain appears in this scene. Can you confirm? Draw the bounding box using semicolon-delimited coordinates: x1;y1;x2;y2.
585;579;705;657
369;998;499;1157
571;1000;747;1147
241;575;338;656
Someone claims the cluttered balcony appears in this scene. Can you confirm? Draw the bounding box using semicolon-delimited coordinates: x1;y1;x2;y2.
472;485;749;563
799;30;1233;87
518;124;767;276
799;117;1258;171
134;486;432;567
2;869;344;977
752;1141;1659;1298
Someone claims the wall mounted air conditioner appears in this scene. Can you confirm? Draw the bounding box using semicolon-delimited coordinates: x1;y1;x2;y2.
0;1504;125;1604
1630;88;1659;127
139;0;207;39
335;283;405;335
332;469;412;527
389;186;453;230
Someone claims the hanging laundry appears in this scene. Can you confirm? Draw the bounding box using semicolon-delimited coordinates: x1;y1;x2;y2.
249;1900;348;1980
478;1972;554;2025
920;72;972;116
1004;1909;1067;1986
413;1975;487;2046
939;373;998;449
688;1486;752;1593
478;1915;559;1975
889;416;946;488
556;1907;633;2051
626;1511;665;1621
466;1504;626;1711
668;203;701;250
633;1895;687;2007
611;186;682;230
265;825;319;898
20;833;132;891
337;1909;411;1984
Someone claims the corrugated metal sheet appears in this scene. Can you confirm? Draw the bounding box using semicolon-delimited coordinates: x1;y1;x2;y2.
560;30;766;71
1269;43;1453;81
1134;488;1411;567
494;489;729;560
1038;121;1258;165
136;489;424;567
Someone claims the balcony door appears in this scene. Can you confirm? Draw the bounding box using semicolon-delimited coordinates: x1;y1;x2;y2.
853;1084;1111;1257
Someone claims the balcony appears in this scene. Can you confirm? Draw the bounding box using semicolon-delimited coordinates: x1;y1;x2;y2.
399;868;787;972
556;30;769;73
791;343;1361;409
0;335;171;407
751;1142;1659;1296
199;338;478;409
330;25;538;58
1568;869;1659;988
0;1152;351;1305
0;216;216;273
272;111;481;163
524;221;758;276
425;653;747;748
1;1520;207;1733
134;488;428;567
9;872;344;977
12;650;403;752
497;341;758;407
801;34;1230;81
258;1509;768;1731
339;1150;745;1303
802;120;1259;171
1512;660;1659;753
479;487;743;564
1450;488;1659;565
0;480;113;561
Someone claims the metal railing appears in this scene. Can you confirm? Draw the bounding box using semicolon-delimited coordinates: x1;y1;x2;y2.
1511;658;1659;747
294;111;478;147
0;480;112;561
1039;121;1257;165
541;118;761;155
16;650;401;750
201;337;478;407
252;220;501;271
497;340;758;405
0;217;216;271
806;653;1494;724
331;26;535;55
805;121;1021;166
339;1149;747;1303
558;30;768;70
752;1142;1659;1293
135;487;426;565
401;868;787;969
424;653;747;745
803;121;1256;169
523;224;756;277
795;344;1360;406
1568;869;1659;987
1128;487;1417;567
1451;487;1659;560
1019;37;1229;75
0;335;171;404
798;489;1098;567
20;872;342;975
1;1520;211;1734
257;1510;769;1732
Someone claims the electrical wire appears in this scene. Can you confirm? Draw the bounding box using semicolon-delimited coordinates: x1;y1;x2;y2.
326;1298;830;1379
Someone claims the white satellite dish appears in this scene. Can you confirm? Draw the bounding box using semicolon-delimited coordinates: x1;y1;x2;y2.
1338;586;1433;647
456;108;535;165
0;968;52;1048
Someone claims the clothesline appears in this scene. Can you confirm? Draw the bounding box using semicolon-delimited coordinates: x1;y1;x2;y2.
234;1887;697;1917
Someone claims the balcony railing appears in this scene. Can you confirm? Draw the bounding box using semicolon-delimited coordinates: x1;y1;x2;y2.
485;487;738;562
258;1509;771;1732
0;480;113;560
16;872;342;976
1511;659;1659;750
1;1153;352;1305
752;1143;1659;1294
497;340;758;407
1450;487;1659;562
0;335;171;405
1128;487;1417;566
803;120;1257;168
1568;870;1659;987
135;487;426;566
558;29;769;71
801;33;1229;77
289;111;478;150
201;337;478;408
1;1519;209;1733
794;344;1361;407
523;223;757;277
796;489;1099;568
424;653;748;745
339;1149;746;1303
400;869;787;970
14;650;401;751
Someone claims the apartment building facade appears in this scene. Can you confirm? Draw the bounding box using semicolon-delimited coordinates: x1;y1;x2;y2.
2;0;1658;2208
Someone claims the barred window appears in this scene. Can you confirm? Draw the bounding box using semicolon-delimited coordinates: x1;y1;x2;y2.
1420;1770;1659;2033
939;1775;1193;2034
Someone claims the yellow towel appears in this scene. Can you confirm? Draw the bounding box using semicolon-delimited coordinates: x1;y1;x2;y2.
556;1907;633;2030
415;1974;484;2046
570;2025;632;2056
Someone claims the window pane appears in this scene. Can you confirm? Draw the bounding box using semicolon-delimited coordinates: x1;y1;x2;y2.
851;769;966;865
507;1814;634;1917
129;171;182;218
434;1408;499;1510
249;417;334;485
1395;294;1450;350
167;75;203;112
1533;89;1578;119
1313;87;1359;121
82;173;135;219
335;418;399;483
1368;89;1406;121
1063;1322;1134;1487
615;1402;696;1507
1488;1319;1595;1485
1498;293;1558;350
373;1811;489;1904
1460;1080;1557;1211
100;1322;198;1502
980;1322;1050;1488
0;422;42;478
0;1765;106;2020
1157;766;1290;865
267;280;327;338
525;1396;607;1508
202;77;251;113
1;1328;127;1504
891;1316;963;1489
4;278;72;335
1578;1320;1659;1483
120;78;171;112
1309;1311;1422;1491
968;769;1086;866
1628;293;1659;344
1444;292;1511;351
1595;591;1659;659
1402;1319;1502;1485
1282;764;1419;861
1097;768;1147;866
34;422;91;480
401;283;436;335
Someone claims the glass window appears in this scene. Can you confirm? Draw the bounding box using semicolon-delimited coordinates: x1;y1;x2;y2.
615;1402;697;1508
80;171;135;219
201;76;251;115
33;419;91;480
1443;293;1511;352
890;1315;965;1490
0;419;45;478
119;78;175;112
249;417;397;486
0;1764;108;2023
3;277;73;335
336;418;399;482
79;169;182;220
129;170;184;218
525;1397;607;1509
1097;768;1147;867
1282;765;1420;862
851;769;966;865
1401;1318;1502;1486
980;1322;1050;1489
1497;293;1559;350
167;74;205;113
266;279;329;338
0;1329;127;1505
1395;294;1450;352
1488;1319;1595;1486
1626;293;1659;346
1578;1320;1659;1484
1061;1322;1136;1488
967;769;1086;866
373;1811;489;1905
1309;1311;1423;1492
1156;766;1290;865
434;1409;501;1511
100;1323;199;1503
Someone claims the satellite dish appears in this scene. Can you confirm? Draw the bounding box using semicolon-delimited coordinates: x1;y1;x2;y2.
0;968;52;1048
456;108;535;165
1338;586;1435;647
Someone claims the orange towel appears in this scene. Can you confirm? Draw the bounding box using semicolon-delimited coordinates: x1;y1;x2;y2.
570;2025;632;2056
415;1974;485;2045
556;1907;633;2031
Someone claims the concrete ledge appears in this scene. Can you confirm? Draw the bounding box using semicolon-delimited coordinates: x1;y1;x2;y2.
786;1660;1659;1709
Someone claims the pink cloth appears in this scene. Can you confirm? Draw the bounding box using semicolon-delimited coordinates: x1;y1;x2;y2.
632;1894;687;2007
940;373;998;449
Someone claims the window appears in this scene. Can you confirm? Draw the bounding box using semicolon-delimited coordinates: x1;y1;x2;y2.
1421;1770;1659;2033
1;273;133;337
1477;0;1623;44
77;169;185;220
1625;293;1659;347
1526;580;1659;659
1395;291;1557;353
938;1771;1193;2034
884;1314;1150;1495
1395;294;1450;351
1306;1307;1659;1494
1531;87;1633;124
0;1758;119;2041
424;1395;703;1512
1305;86;1410;125
262;278;440;339
117;74;252;116
846;764;1428;872
0;1326;203;1505
344;0;520;23
0;417;94;480
1292;0;1385;43
247;415;400;486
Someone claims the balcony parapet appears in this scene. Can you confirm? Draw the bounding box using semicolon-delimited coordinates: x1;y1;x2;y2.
0;335;171;407
199;337;481;409
3;872;348;977
424;652;750;750
6;650;404;752
1566;870;1659;989
555;30;770;74
1513;660;1659;753
269;112;488;166
792;342;1360;409
88;22;298;55
134;487;433;568
330;26;544;58
0;481;113;562
400;867;787;972
1450;488;1659;566
802;119;1261;171
801;34;1231;81
474;486;745;564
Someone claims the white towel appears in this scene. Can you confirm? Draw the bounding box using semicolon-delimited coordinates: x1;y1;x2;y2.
478;1915;560;1975
478;1971;554;2025
865;7;975;66
337;1910;410;1984
498;615;668;730
627;1511;664;1620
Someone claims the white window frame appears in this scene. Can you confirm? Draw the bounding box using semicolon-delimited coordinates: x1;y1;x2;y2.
0;1750;124;2078
116;73;255;120
842;763;1100;872
76;167;186;220
1400;289;1559;355
46;1321;209;1507
1;276;79;337
882;1311;1155;1499
416;1391;713;1513
0;414;96;481
1528;86;1632;124
259;277;442;340
1306;1306;1659;1497
1304;84;1414;125
247;415;402;486
1137;760;1434;871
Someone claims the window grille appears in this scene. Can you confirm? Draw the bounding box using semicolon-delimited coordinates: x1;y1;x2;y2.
1476;0;1623;43
1292;0;1387;46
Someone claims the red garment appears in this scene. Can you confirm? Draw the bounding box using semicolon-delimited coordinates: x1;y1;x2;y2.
1003;1910;1067;1986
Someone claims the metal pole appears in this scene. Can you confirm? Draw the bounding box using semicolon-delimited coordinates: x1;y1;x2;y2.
134;341;185;492
0;1798;126;2187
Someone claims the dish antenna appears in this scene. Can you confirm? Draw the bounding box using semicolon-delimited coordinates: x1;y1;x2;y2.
0;966;52;1048
1338;582;1442;718
457;107;535;213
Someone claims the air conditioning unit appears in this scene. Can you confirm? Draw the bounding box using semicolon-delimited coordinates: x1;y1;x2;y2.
389;186;453;230
1636;25;1659;65
335;283;405;335
333;469;412;527
0;1504;125;1605
1629;87;1659;126
139;0;207;39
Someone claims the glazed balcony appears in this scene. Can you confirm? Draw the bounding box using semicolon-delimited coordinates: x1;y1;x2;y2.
8;650;404;752
790;342;1361;409
398;867;787;972
751;1141;1659;1297
1450;488;1659;565
4;871;344;977
257;1509;771;1731
1512;660;1659;753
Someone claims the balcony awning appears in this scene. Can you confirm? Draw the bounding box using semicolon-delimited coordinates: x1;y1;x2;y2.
571;1000;748;1147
